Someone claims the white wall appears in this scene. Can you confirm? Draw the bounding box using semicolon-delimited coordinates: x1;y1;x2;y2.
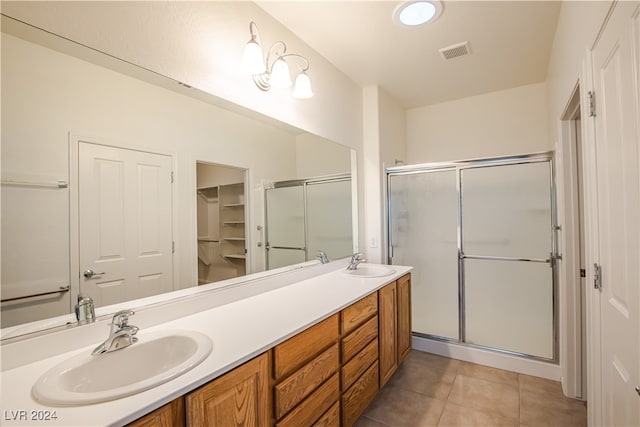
362;86;406;263
544;0;613;403
406;83;551;163
546;1;612;144
294;133;352;179
0;1;363;151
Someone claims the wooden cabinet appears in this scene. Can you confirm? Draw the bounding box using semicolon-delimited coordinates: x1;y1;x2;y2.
127;398;185;427
379;274;412;388
273;314;340;426
185;353;270;427
378;282;398;387
340;292;379;427
342;361;379;427
131;273;412;427
397;274;412;363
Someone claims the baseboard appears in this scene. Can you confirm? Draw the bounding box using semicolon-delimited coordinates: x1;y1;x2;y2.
412;335;562;381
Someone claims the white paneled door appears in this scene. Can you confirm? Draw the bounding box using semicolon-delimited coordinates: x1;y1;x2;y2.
591;1;640;425
78;142;173;307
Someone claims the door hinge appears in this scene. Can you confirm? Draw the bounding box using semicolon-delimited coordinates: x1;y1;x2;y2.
588;91;596;117
171;172;174;183
593;263;602;290
172;241;175;254
580;268;586;278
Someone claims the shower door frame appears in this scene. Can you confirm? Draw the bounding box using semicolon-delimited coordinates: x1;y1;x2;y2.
264;173;352;270
385;151;559;363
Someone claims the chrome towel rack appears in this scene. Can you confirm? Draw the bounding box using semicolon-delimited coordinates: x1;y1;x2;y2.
1;178;68;189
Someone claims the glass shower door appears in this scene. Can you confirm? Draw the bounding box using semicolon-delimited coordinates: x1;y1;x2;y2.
265;186;306;269
388;170;459;339
306;179;353;260
461;162;553;358
387;155;556;361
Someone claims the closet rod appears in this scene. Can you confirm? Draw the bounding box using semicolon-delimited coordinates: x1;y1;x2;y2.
1;179;68;189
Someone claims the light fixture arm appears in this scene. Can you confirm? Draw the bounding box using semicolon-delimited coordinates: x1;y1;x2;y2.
244;21;312;97
279;53;310;73
248;21;263;47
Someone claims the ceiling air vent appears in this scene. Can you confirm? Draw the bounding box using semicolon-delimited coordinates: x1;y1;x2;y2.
439;41;472;60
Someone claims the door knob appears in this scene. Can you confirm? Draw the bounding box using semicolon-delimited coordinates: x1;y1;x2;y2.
83;269;105;279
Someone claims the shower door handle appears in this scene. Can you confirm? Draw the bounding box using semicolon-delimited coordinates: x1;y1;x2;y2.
83;269;106;279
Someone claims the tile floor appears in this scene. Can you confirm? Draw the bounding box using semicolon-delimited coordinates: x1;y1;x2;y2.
356;350;587;427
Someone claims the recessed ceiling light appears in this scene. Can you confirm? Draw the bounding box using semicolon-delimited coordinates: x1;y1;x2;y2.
394;1;443;27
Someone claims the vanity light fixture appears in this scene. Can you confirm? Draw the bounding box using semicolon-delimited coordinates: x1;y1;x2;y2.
394;0;443;27
242;21;313;99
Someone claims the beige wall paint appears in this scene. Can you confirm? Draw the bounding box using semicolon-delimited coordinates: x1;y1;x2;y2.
544;0;612;405
545;1;612;145
379;88;407;168
406;82;551;163
294;133;352;179
362;86;406;263
1;1;363;151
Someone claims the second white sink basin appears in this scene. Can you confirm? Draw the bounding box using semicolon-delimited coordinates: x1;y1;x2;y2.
343;264;396;278
32;330;212;405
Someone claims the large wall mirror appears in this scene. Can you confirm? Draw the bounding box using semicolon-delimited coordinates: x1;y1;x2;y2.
1;14;356;336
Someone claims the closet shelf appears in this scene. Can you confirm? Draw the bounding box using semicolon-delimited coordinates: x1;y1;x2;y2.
198;238;220;243
223;220;245;225
223;203;244;208
223;237;245;241
223;254;246;260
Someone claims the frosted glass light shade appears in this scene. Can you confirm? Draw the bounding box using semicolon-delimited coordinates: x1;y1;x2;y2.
270;58;292;88
242;40;265;74
292;71;313;99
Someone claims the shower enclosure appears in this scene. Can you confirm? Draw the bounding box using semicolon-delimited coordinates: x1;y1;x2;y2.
265;174;353;269
387;152;557;361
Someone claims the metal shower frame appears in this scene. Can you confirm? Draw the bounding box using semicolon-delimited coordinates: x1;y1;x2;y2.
385;151;559;364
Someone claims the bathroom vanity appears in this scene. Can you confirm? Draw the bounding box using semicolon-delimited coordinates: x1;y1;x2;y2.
0;262;411;427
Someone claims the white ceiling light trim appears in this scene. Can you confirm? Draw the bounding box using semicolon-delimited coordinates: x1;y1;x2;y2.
394;0;443;27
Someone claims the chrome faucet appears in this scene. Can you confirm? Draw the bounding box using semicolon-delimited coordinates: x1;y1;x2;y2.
346;252;366;270
92;310;139;356
74;295;95;324
317;250;330;264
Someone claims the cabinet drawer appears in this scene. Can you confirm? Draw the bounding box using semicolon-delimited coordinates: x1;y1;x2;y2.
341;293;377;334
341;315;378;362
341;338;378;390
342;361;379;427
313;401;340;427
274;313;339;380
276;373;339;427
274;343;339;419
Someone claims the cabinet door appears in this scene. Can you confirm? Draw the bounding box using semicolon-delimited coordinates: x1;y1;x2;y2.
186;353;270;427
128;398;185;427
378;282;397;387
397;274;412;363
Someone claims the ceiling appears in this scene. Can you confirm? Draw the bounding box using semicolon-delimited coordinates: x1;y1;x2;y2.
257;1;561;109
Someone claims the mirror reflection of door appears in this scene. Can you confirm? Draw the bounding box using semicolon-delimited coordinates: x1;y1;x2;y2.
196;162;248;285
79;142;173;307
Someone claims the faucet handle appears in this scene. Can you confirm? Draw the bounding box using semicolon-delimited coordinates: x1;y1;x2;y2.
112;310;135;328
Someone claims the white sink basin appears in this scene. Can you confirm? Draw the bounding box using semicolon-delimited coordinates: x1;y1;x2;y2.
343;264;396;278
32;330;212;405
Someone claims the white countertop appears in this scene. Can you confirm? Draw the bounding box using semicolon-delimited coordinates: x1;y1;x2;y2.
0;263;411;427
